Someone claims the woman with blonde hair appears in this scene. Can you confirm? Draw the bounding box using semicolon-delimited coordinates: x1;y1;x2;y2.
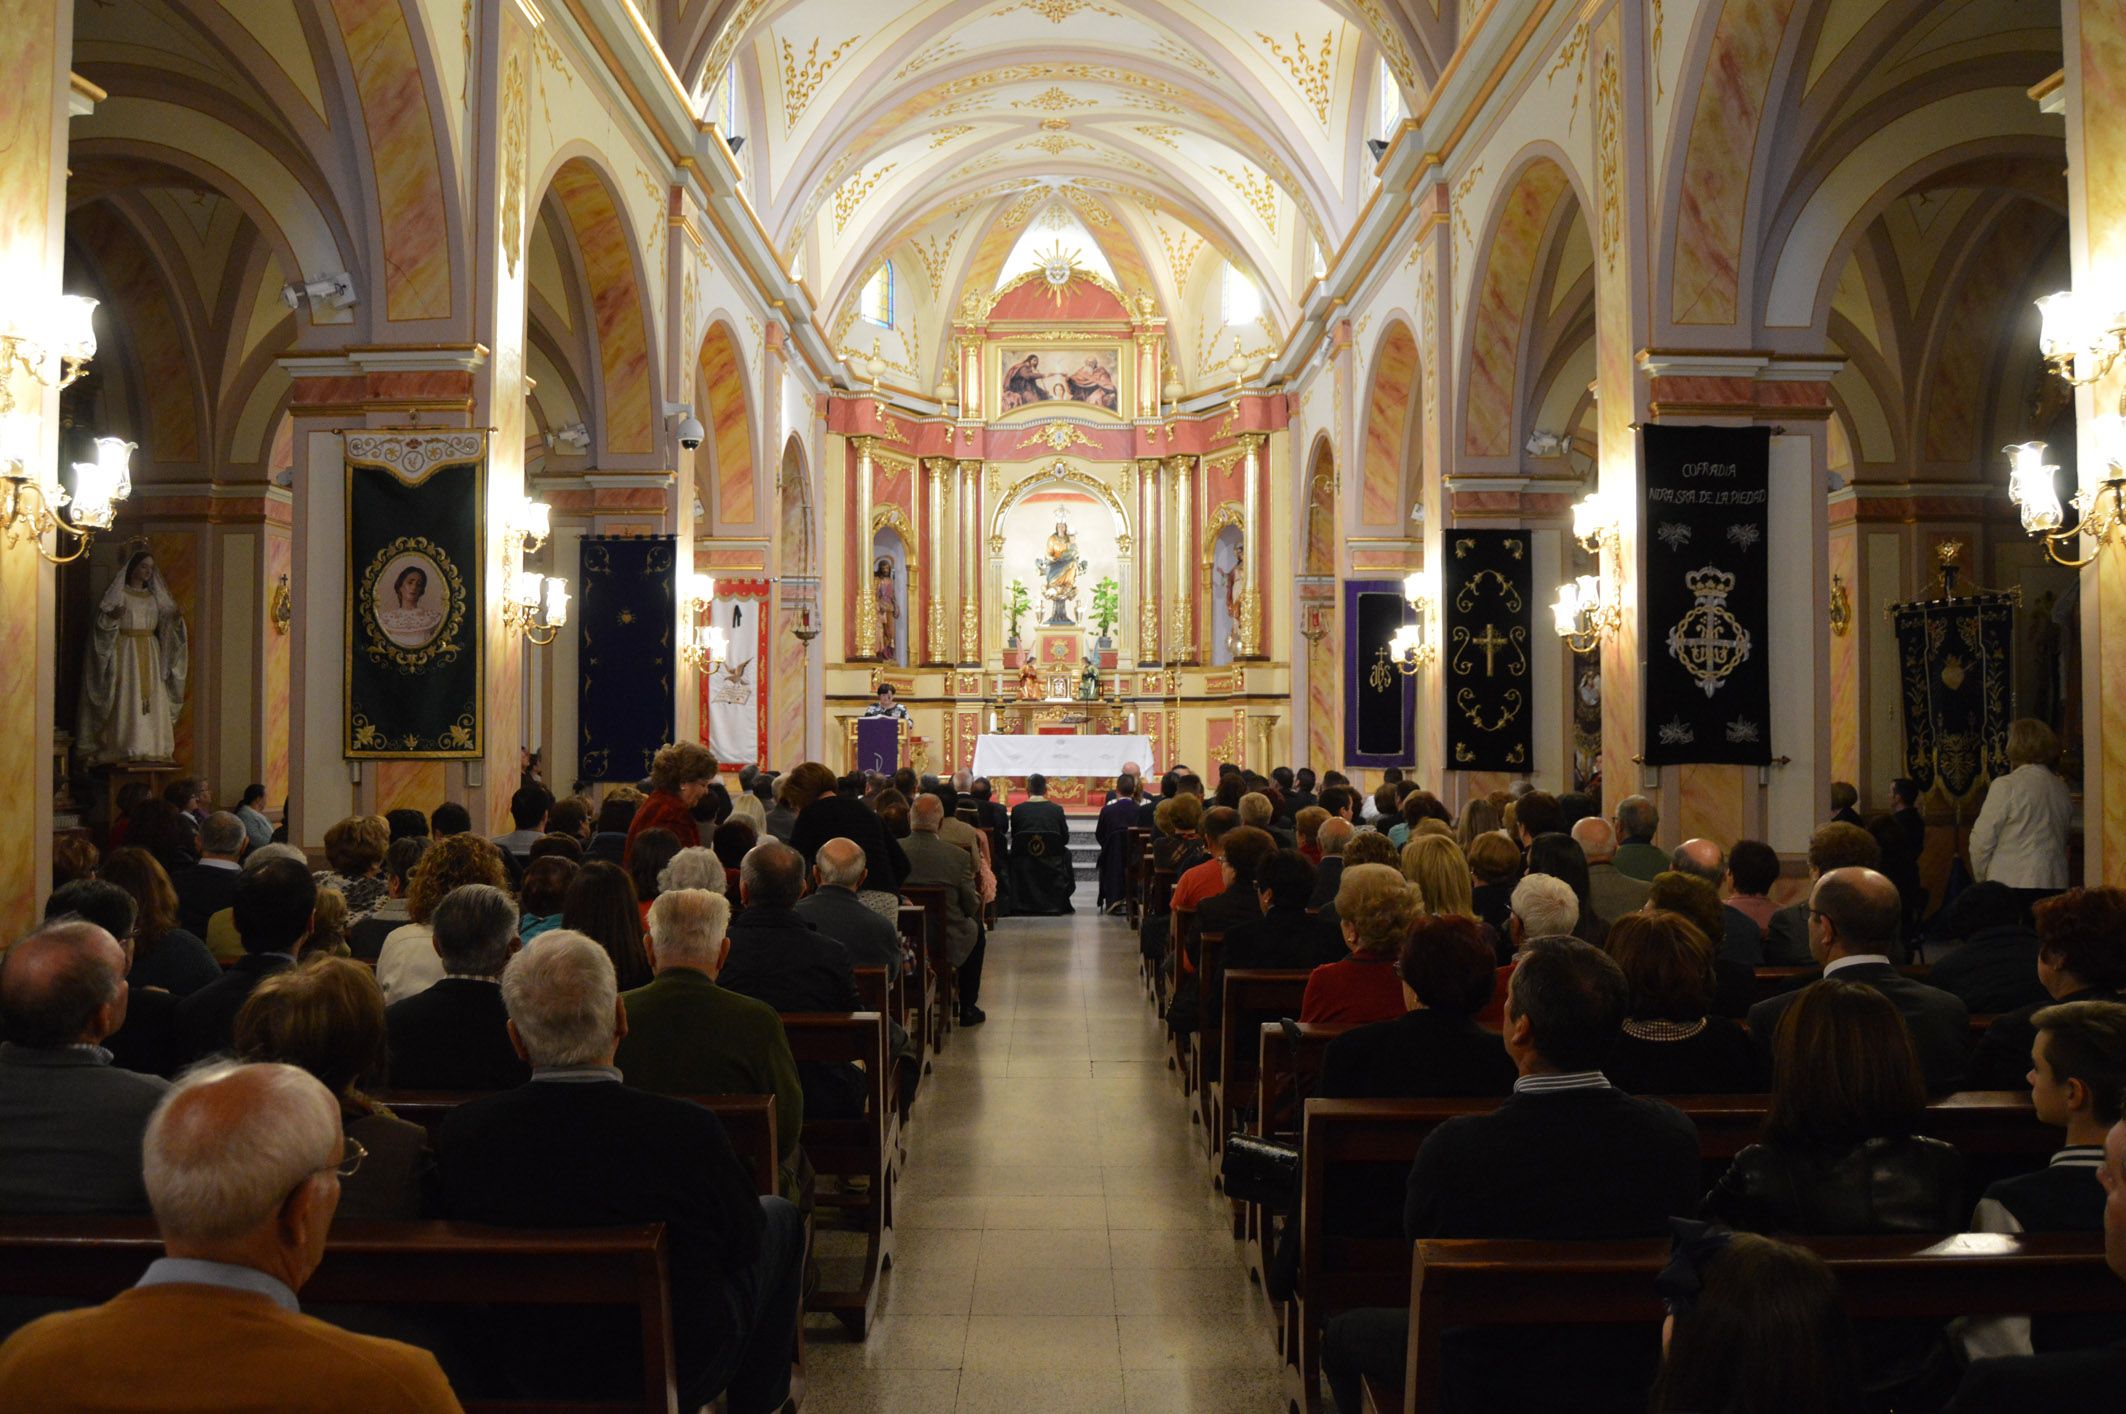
1301;863;1426;1024
1457;796;1503;852
234;957;429;1221
1401;833;1478;920
1968;716;2073;896
374;833;511;1003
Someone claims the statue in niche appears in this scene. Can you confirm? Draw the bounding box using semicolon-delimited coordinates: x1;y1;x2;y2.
872;555;899;662
1213;536;1246;661
1034;512;1085;626
79;545;189;766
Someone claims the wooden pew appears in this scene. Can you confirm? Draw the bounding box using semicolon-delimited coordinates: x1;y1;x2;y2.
1208;969;1313;1204
385;1091;782;1199
1124;825;1150;929
1187;931;1227;1126
0;1217;680;1413
895;905;934;1063
782;1011;894;1339
1145;867;1176;1014
1393;1231;2126;1414
1289;1090;2049;1413
901;883;956;1045
854;966;912;1149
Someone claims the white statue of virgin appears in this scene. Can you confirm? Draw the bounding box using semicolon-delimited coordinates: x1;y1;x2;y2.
79;547;189;766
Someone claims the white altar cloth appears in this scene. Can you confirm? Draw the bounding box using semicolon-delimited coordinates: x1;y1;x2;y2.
970;734;1154;780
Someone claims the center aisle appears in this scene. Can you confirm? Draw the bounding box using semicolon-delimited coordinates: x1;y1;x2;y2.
802;898;1288;1412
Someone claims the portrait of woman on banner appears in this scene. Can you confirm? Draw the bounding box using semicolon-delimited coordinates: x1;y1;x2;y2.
374;555;447;649
79;548;189;766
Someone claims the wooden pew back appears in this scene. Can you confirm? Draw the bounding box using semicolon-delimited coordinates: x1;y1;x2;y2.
0;1217;678;1414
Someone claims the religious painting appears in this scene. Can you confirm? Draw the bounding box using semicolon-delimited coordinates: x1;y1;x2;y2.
1640;425;1772;766
1442;530;1531;772
998;347;1123;413
345;431;484;759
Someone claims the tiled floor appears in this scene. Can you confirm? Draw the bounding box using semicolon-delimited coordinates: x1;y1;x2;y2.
800;897;1288;1413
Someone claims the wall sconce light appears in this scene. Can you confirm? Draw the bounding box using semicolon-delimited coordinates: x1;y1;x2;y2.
1553;490;1624;654
684;571;717;616
2004;432;2126;567
2035;288;2126;386
505;569;569;645
1298;600;1331;645
0;293;98;392
680;621;729;672
789;600;820;643
0;294;132;562
504;496;552;556
1370;570;1437;686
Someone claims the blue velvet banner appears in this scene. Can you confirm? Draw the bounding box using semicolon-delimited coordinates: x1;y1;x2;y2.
577;537;675;782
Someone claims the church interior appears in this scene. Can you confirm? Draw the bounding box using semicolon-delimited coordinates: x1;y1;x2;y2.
4;0;2126;1410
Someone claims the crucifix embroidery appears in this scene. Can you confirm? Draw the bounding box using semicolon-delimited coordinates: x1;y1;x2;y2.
1470;623;1508;675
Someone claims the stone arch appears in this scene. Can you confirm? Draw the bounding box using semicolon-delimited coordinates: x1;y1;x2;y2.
536;153;659;457
1360;320;1419;529
697;320;759;529
1459;151;1583;462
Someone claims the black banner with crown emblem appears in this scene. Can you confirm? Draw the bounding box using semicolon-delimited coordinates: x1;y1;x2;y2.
1443;530;1532;771
1890;593;2015;802
1641;425;1773;765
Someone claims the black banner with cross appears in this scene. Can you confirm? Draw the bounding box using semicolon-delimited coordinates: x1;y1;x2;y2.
1891;592;2015;804
1442;530;1531;771
1641;424;1773;766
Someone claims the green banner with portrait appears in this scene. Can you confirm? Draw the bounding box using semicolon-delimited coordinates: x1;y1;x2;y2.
344;431;485;758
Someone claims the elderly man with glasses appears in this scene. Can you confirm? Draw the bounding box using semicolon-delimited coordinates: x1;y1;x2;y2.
0;1060;459;1410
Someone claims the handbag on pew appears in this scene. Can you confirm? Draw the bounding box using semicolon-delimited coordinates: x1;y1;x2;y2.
1217;1019;1304;1211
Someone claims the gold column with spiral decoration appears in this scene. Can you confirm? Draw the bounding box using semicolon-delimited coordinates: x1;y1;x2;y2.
853;437;879;659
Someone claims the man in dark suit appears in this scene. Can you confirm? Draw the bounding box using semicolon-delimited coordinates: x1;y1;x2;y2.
718;841;864;1118
169;812;246;934
1748;866;1969;1090
1762;822;1882;965
1890;776;1927;858
1322;937;1700;1413
1309;817;1351;909
0;920;170;1213
43;881;182;1077
1281;766;1318;818
1669;838;1764;966
903;796;986;1024
793;838;903;979
1006;773;1075;916
385;883;529;1091
436;932;801;1414
1944;1114;2126;1407
174;858;315;1062
1093;773;1142;914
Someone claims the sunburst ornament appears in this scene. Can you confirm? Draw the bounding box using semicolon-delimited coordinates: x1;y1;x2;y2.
1036;242;1086;308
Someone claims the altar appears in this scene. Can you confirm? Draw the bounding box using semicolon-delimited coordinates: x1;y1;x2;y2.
970;733;1154;782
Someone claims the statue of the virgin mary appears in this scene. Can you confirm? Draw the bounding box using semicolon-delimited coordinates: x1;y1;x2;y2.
79;546;189;766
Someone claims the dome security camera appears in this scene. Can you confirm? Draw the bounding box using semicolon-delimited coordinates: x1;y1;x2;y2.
665;403;704;451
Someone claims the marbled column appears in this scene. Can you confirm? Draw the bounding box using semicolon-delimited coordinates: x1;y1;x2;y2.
1238;435;1265;659
852;437;878;659
2065;3;2126;882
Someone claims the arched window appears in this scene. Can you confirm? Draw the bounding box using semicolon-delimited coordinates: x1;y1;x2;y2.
1375;58;1404;146
1222;263;1261;326
860;263;894;327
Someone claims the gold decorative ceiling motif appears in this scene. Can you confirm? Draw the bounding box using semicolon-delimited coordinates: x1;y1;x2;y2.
997;0;1123;19
929;124;977;148
779;33;859;129
1016;421;1102;453
1256;30;1336;124
833;162;897;234
1014;86;1097;112
1023;134;1091;157
1212;163;1280;233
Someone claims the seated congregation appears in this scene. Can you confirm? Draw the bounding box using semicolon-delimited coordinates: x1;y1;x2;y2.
4;750;2121;1412
0;744;1007;1412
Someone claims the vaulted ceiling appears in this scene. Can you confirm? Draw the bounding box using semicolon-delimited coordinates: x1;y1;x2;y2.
650;0;1455;390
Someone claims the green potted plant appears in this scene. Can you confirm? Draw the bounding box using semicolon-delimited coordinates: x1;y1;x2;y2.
1005;579;1031;648
1091;576;1120;649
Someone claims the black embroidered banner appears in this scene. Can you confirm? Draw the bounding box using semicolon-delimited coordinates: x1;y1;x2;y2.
1641;424;1773;765
577;537;675;782
1345;579;1415;766
1443;530;1531;771
344;432;485;758
1891;592;2015;802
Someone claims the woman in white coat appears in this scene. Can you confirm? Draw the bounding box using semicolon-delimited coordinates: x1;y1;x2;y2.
1968;718;2074;893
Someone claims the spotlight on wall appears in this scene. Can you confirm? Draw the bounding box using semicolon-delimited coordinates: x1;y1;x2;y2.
1365;138;1390;162
546;422;590;453
726;134;745;155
